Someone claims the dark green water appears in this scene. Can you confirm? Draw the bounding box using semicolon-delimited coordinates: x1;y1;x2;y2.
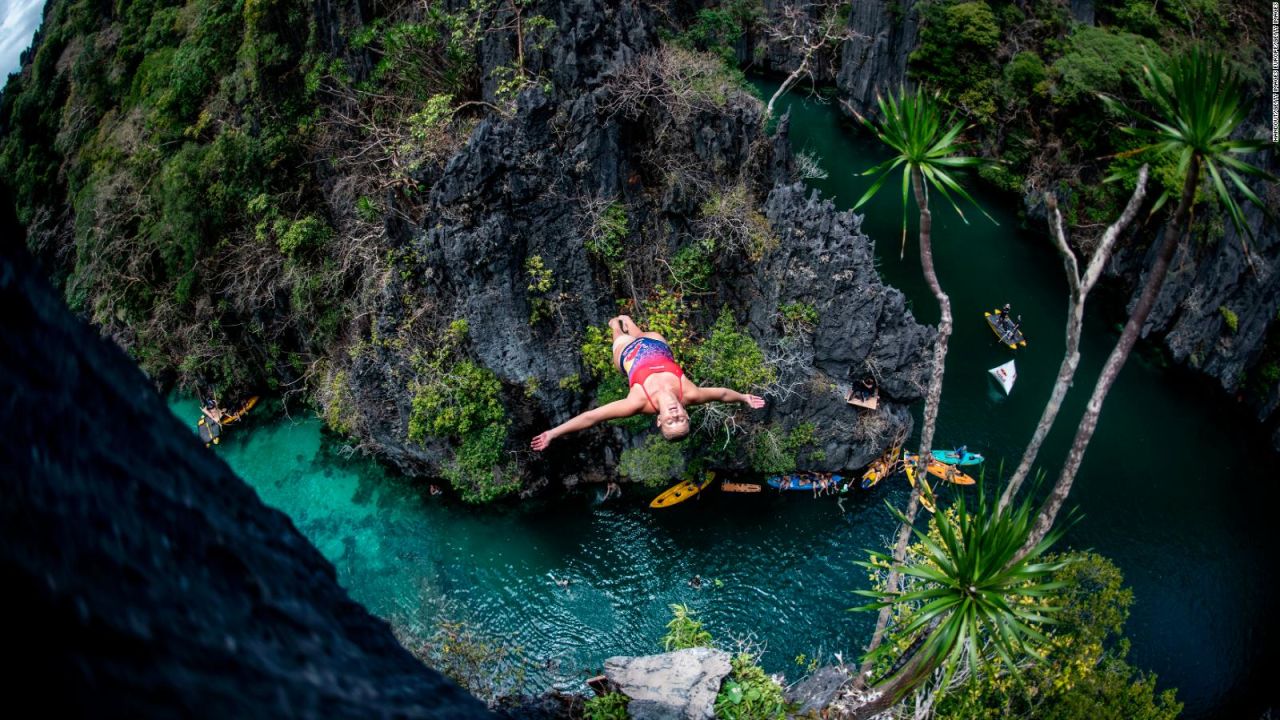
170;86;1277;718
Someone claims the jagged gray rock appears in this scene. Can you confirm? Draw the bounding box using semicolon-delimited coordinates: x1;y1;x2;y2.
603;648;733;720
784;665;853;715
334;0;930;489
0;220;488;717
836;0;920;116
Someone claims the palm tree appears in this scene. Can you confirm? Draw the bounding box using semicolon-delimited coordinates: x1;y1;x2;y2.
1026;48;1276;547
847;87;992;667
848;486;1072;718
998;167;1151;511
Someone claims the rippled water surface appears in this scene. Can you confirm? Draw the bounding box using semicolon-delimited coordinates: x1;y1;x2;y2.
170;84;1277;718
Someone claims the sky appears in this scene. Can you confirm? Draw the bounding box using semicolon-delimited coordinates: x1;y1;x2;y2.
0;0;45;79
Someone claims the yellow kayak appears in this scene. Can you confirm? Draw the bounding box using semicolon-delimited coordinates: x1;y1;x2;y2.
903;450;936;513
650;472;714;509
904;452;975;485
223;396;259;425
860;446;901;489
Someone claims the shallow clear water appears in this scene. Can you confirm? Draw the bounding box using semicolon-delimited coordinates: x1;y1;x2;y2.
170;85;1278;718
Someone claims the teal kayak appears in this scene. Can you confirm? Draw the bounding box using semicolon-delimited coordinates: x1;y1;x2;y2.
931;449;984;466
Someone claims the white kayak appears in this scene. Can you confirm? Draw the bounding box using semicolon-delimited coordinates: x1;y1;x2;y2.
989;359;1016;395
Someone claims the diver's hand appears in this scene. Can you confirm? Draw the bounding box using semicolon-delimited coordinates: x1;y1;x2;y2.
744;394;766;409
531;431;553;451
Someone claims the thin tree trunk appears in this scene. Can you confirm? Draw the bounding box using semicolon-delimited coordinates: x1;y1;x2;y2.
858;168;949;684
1026;155;1199;547
998;167;1149;511
766;56;810;119
845;630;936;719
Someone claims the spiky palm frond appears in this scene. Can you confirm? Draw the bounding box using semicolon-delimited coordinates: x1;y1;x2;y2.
1101;48;1275;238
853;485;1072;689
851;87;995;255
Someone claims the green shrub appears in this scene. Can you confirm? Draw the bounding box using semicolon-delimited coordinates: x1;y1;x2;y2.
581;324;616;379
909;1;1001;95
619;434;686;487
779;301;818;332
525;255;555;323
1219;305;1239;334
409;359;505;441
1051;26;1163;107
747;423;814;474
443;424;518;503
714;652;788;720
670;238;715;291
691;308;776;392
586;202;628;273
661;603;713;651
583;692;630;720
277;215;332;257
918;551;1183;720
1003;50;1047;96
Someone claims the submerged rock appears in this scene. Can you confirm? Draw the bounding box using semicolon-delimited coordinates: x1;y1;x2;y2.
603;647;733;720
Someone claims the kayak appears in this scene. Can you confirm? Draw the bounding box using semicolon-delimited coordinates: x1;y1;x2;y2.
197;416;222;446
223;396;259;424
985;309;1027;349
931;449;984;466
650;472;714;508
721;481;762;493
903;450;936;513
860;447;901;489
196;396;259;447
766;473;845;492
904;452;976;485
989;360;1016;395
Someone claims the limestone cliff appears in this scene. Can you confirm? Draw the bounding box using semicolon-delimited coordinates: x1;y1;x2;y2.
0;205;489;717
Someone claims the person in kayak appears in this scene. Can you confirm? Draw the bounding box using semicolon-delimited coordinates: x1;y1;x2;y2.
201;398;226;426
530;314;766;450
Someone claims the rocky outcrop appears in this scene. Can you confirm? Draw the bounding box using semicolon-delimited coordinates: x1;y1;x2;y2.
332;0;931;489
604;648;733;720
836;0;920;116
784;665;854;715
1106;104;1279;419
0;216;488;715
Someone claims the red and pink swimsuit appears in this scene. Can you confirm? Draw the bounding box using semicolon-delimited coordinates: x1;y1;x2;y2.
618;337;684;411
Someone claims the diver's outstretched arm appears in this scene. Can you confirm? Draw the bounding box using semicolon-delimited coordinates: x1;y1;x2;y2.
691;386;766;409
531;397;644;451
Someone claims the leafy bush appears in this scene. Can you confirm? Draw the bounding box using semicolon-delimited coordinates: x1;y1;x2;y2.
583;692;629;720
747;423;814;474
586;202;628;273
1051;26;1163;107
581;324;617;379
661;603;713;651
525;254;555;324
619;434;686;487
698;184;775;261
670;238;716;291
409;359;505;440
277;215;332;257
1219;305;1239;334
779;301;818;333
407;325;514;503
909;1;1001;96
691;308;776;392
919;551;1183;720
1003;50;1047;96
714;652;788;720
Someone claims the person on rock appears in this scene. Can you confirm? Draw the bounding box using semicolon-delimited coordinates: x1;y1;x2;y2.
530;314;766;451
